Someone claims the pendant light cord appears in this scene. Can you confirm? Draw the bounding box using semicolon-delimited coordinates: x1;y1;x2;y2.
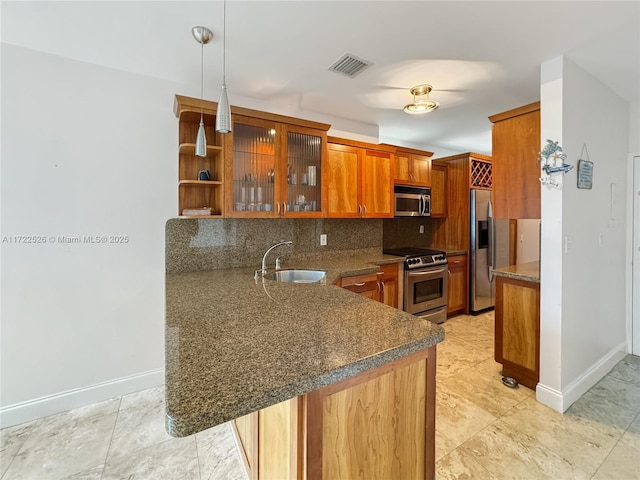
200;33;204;122
222;0;226;86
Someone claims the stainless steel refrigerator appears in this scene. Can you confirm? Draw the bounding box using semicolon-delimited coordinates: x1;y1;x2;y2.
469;189;540;314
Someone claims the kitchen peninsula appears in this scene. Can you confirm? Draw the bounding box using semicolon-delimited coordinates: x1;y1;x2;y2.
165;251;444;480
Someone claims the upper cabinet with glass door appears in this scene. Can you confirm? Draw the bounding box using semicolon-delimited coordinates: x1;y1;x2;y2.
225;109;329;218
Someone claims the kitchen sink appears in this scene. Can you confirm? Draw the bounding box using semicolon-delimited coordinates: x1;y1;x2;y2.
264;269;326;283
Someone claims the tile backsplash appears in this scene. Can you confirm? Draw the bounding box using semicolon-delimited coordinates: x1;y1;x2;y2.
166;218;382;273
382;217;444;250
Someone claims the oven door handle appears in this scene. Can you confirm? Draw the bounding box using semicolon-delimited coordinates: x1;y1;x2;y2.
407;267;448;276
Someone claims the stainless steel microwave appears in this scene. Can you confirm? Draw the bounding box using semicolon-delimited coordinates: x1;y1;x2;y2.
394;185;431;217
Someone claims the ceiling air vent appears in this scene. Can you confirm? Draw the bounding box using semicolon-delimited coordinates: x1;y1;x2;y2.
328;53;372;78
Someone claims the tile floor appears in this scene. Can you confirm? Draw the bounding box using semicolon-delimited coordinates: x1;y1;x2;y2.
1;312;639;479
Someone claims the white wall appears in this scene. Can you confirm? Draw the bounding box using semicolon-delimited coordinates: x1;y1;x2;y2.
538;56;629;412
0;44;183;426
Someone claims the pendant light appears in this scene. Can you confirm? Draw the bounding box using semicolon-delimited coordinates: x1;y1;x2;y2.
192;26;213;157
403;84;439;114
215;0;232;134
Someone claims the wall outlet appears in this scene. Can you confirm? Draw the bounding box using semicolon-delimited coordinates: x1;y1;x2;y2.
419;225;425;234
320;234;327;246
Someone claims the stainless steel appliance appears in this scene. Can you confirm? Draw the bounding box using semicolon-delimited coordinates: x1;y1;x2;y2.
393;185;431;217
383;247;448;324
469;189;541;314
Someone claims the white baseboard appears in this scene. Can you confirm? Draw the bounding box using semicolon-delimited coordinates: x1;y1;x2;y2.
536;342;628;413
0;369;164;429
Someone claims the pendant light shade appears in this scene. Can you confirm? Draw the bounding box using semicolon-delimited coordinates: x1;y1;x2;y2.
192;26;213;157
195;119;207;157
216;84;231;133
216;0;232;134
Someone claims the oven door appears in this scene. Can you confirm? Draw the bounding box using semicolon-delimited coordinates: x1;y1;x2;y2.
404;265;448;315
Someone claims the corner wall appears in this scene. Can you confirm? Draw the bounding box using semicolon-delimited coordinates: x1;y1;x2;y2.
0;44;181;426
538;56;629;412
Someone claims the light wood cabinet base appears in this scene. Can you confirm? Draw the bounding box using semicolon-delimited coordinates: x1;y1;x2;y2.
232;346;437;480
495;276;540;390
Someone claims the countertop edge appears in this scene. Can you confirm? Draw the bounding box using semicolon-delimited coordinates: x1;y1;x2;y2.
165;330;444;437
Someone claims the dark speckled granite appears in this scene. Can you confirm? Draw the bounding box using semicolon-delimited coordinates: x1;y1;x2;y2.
165;256;443;438
492;261;540;283
166;218;383;273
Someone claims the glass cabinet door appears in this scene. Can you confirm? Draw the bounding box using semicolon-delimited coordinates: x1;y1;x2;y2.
285;127;323;216
230;120;278;215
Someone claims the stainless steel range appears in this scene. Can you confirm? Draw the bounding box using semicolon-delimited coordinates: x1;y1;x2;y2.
383;247;448;324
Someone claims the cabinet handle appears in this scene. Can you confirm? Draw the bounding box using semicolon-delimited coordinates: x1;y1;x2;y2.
363;204;367;216
380;280;385;293
277;203;281;215
282;202;287;215
357;204;362;216
354;282;366;287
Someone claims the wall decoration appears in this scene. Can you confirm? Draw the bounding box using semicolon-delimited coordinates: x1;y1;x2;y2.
576;144;593;189
538;139;573;189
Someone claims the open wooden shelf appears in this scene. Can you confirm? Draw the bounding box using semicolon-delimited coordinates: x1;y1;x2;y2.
178;143;223;156
179;180;224;187
178;214;223;219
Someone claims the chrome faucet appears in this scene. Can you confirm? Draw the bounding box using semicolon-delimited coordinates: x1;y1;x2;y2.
258;240;293;277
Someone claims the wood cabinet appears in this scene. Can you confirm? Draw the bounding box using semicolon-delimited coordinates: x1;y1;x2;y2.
494;276;540;389
394;147;434;186
489;102;541;219
326;138;394;218
446;254;467;318
428;153;492;316
430;161;447;218
429;153;492;253
225;114;329;218
174;95;225;217
232;347;437;480
338;264;400;308
377;264;399;308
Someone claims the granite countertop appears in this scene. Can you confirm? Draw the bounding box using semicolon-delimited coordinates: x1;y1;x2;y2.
492;260;540;283
165;254;443;437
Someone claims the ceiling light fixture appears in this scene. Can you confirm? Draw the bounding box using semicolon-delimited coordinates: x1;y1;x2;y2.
403;84;439;115
215;0;231;133
192;26;213;157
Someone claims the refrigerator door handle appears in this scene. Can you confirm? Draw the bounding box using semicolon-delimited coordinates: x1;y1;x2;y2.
488;201;495;280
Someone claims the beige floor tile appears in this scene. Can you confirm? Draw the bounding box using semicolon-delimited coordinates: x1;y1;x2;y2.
624;413;640;450
196;422;248;480
119;385;165;411
501;396;622;476
102;436;199;480
437;338;494;379
106;388;174;462
1;412;117;480
436;428;459;461
440;368;530;417
436;447;497;480
592;434;640;480
60;465;104;479
0;421;34;478
436;386;497;447
460;420;591;479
